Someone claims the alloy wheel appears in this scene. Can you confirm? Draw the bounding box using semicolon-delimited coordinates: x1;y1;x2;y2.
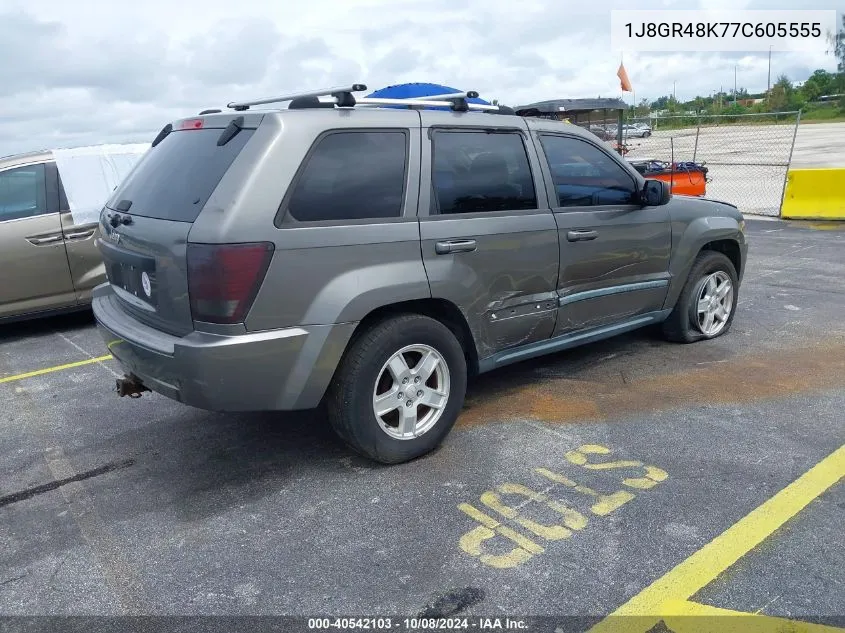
372;344;450;440
695;271;734;336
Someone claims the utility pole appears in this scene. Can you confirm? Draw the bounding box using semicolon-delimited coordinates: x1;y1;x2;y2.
734;65;738;104
673;81;676;101
767;45;772;95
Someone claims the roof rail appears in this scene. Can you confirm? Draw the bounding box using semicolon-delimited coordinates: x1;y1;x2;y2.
226;85;511;114
358;90;502;113
368;90;487;112
356;97;499;112
227;84;368;111
411;91;479;100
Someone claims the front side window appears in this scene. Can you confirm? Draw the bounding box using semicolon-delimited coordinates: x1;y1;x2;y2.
285;130;408;223
431;130;537;214
540;135;638;207
0;164;48;222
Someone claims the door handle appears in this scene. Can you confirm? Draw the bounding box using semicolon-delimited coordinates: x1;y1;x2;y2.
566;230;598;242
65;228;97;241
435;239;477;255
26;234;64;246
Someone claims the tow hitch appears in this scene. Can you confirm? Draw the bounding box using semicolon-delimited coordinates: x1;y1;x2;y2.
115;374;151;398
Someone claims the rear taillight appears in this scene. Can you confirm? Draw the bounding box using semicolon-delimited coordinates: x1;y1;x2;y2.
187;242;274;324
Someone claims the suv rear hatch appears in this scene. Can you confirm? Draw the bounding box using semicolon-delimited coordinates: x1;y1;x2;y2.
98;113;265;337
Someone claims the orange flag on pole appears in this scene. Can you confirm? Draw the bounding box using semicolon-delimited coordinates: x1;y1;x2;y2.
617;62;633;92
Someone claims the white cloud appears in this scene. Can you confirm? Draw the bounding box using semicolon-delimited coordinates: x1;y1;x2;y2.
0;0;840;155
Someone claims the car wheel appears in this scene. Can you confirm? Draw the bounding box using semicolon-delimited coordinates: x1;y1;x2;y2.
326;314;467;464
662;251;739;343
644;130;651;137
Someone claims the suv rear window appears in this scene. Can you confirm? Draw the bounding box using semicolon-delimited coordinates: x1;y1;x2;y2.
107;127;255;222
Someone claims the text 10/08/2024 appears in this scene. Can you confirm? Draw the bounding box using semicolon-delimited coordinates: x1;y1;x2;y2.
307;618;529;630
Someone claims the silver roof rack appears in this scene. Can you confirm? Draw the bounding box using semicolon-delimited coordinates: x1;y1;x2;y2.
356;98;499;112
227;84;368;111
226;85;509;114
402;90;479;100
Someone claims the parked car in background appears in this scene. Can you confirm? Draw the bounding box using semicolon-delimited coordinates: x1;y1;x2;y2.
624;123;652;138
588;125;617;141
92;85;747;465
0;144;149;323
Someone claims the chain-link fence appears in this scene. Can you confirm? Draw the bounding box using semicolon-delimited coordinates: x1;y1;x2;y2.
617;112;802;216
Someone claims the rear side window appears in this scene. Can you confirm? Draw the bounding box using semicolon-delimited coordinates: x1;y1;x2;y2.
539;135;638;207
431;130;537;214
283;130;408;223
108;127;255;222
0;164;47;222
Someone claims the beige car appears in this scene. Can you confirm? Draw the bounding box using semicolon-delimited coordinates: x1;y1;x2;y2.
0;147;145;322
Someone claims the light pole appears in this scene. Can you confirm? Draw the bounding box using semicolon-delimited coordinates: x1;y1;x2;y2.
673;81;676;101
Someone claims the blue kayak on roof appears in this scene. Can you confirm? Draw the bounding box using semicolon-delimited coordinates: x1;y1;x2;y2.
365;83;490;110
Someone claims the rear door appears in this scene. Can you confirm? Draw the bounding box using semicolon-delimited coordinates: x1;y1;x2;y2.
418;114;560;360
0;162;76;319
532;131;672;335
45;162;105;303
97;115;260;336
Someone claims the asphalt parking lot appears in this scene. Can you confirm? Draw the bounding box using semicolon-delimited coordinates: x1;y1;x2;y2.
1;219;844;631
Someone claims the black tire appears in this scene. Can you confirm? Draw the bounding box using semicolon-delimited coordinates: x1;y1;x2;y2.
325;314;467;464
644;130;651;137
662;251;739;344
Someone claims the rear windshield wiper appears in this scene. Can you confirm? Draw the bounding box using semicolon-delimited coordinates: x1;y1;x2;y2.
151;123;173;147
217;116;245;147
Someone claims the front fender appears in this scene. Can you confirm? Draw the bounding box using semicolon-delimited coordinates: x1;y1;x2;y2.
664;215;746;310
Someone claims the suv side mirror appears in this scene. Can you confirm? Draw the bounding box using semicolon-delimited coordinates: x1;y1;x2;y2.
641;179;671;206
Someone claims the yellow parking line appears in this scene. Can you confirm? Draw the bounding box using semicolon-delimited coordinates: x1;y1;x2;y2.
658;599;845;633
0;355;113;384
588;444;845;633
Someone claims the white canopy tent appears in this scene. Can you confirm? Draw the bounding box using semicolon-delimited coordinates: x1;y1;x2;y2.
51;143;150;225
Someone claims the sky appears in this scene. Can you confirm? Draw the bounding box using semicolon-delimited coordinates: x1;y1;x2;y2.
0;0;840;156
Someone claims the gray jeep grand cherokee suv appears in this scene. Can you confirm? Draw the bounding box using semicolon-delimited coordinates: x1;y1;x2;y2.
92;85;747;464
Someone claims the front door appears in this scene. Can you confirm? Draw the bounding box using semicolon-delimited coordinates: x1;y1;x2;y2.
0;162;76;319
533;133;672;335
418;116;560;360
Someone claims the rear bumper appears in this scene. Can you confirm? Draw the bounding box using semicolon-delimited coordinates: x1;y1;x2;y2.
92;284;357;412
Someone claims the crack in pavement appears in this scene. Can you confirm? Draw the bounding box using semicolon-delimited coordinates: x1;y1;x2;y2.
0;458;134;509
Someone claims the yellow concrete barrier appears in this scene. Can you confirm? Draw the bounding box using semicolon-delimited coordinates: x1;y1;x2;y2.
781;168;845;220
